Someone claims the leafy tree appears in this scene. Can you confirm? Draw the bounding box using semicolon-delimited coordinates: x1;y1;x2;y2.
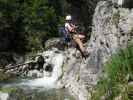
0;0;64;53
0;0;101;53
0;0;26;53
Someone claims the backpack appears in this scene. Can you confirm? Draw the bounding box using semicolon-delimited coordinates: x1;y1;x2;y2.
59;26;71;44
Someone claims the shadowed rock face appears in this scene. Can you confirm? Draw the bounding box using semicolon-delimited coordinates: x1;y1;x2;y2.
66;0;100;33
112;0;133;8
123;0;133;9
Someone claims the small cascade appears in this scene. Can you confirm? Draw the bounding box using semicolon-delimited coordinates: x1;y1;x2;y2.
0;92;9;100
20;50;64;89
0;50;75;100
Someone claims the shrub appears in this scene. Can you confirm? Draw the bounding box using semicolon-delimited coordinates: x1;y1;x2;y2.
91;44;133;100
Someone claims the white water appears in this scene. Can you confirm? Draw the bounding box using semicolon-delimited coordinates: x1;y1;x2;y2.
118;0;123;6
0;92;9;100
21;50;64;89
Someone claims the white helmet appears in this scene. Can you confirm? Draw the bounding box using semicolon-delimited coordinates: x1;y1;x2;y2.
65;15;72;20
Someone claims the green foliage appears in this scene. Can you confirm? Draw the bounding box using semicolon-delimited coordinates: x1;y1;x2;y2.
0;87;18;93
0;0;26;53
91;44;133;100
0;0;97;53
0;0;65;53
23;0;57;34
0;70;11;81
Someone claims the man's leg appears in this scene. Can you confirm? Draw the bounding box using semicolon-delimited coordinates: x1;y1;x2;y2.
78;34;85;39
73;35;85;53
73;35;89;58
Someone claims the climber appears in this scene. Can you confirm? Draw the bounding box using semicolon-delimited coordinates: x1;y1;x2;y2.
65;15;89;57
59;25;71;48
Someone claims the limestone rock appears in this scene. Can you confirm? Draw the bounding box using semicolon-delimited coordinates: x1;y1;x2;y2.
45;38;65;50
61;1;133;100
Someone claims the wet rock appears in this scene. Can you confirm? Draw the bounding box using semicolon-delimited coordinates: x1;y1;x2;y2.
45;38;65;50
27;70;43;78
35;55;45;70
44;64;53;72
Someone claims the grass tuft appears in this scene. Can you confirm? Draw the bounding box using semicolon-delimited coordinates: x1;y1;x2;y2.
91;44;133;100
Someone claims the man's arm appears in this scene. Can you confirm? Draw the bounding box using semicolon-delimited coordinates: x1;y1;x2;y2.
68;24;78;33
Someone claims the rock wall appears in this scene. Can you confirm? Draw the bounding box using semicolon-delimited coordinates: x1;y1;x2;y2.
61;1;133;100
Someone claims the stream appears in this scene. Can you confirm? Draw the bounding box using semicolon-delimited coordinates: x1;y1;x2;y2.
0;83;75;100
0;73;75;100
0;51;75;100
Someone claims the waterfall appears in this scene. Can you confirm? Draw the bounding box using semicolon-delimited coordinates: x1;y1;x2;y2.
118;0;123;6
0;92;9;100
21;50;64;89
